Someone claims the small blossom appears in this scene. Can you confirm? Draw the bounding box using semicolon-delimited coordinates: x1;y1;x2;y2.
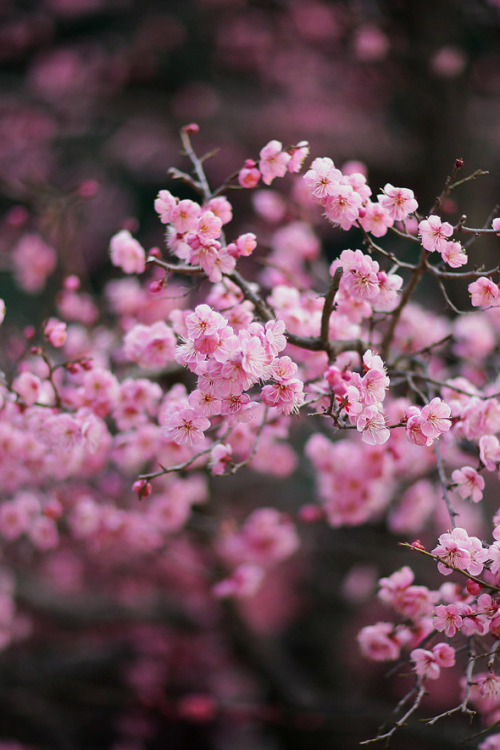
451;466;485;503
433;603;463;637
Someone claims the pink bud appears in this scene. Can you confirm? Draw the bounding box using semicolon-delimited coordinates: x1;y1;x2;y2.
466;579;481;596
133;480;152;499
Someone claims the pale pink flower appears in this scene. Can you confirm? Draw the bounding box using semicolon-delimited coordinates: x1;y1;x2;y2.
109;229;146;274
360;368;390;405
196;210;223;242
259;140;291;185
418;215;453;253
477;672;500;700
432;528;472;575
303;156;342;200
163;407;210;447
479;434;500;471
441;240;467;267
170;199;201;233
358;622;400;661
420;397;452;439
432;642;455;668
12;233;57;293
44;317;67;348
359;200;394;236
378;184;418;222
154;189;177;224
433;603;462;637
209;443;233;475
451;466;485;503
469;277;499;308
12;372;41;406
206;196;233;224
0;299;5;325
288;141;310;173
410;648;440;680
323;184;363;230
356;406;390;445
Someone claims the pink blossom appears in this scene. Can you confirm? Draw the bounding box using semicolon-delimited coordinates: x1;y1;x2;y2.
209;443;233;475
359;200;394;237
238;160;261;188
12;233;57;293
258;140;291;185
213;563;264;599
323;184;363;230
433;603;463;636
432;642;455;668
418;215;454;253
378;184;418;222
154;189;177;224
109;229;146;274
469;277;499;308
170;199;201;233
356;406;390;445
12;372;41;406
420;397;452;439
410;648;441;680
357;622;400;661
451;466;485;503
163;406;210;447
303;156;342;200
477;672;500;700
287;141;310;173
206;196;233;225
44;317;67;348
441;240;467;267
432;528;472;575
479;434;500;471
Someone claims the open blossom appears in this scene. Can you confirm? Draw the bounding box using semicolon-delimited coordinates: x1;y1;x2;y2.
451;466;485;503
433;603;463;637
418;215;454;252
432;527;486;576
411;643;455;680
357;622;401;661
323;184;362;230
359;200;393;237
378;184;418;221
469;277;499;308
432;528;471;575
441;240;467;267
303;156;342;200
163;407;210;447
258;140;291;185
420;397;452;439
356;406;390;445
109;229;146;274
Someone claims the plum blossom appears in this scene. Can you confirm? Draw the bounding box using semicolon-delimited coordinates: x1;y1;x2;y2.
356;406;390;445
162;406;210;447
258;140;291;185
469;277;499;308
378;184;418;221
433;603;463;637
451;466;485;503
109;229;146;274
418;215;454;253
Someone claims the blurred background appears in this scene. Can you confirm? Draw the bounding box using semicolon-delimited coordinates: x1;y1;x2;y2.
2;1;500;749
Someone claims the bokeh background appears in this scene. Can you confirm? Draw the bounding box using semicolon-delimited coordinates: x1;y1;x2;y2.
2;1;500;749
